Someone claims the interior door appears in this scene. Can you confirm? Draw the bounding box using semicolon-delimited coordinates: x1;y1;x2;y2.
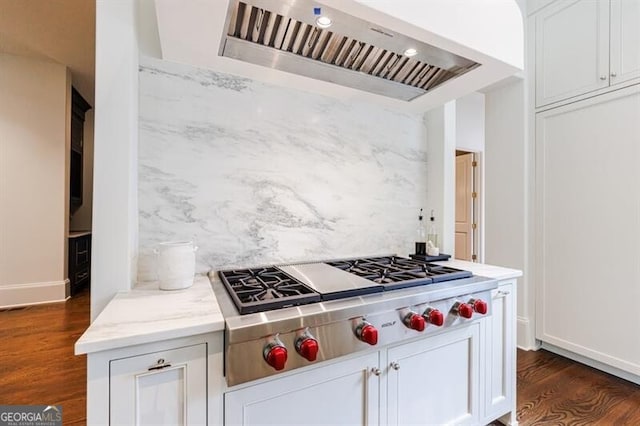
455;152;474;261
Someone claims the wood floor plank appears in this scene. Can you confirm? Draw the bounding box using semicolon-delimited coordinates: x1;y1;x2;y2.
0;288;90;425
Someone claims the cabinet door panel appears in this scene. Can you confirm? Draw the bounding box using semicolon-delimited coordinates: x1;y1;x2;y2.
387;324;480;426
610;0;640;86
225;352;379;426
535;0;609;107
110;344;207;425
535;87;640;375
484;283;515;420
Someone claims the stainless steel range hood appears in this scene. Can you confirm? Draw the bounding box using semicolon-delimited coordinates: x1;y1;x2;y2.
219;0;481;101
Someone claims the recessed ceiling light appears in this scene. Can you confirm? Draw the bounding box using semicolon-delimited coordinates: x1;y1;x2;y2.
404;48;418;57
316;16;332;28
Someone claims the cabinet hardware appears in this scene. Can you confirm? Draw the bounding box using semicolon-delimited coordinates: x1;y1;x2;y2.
600;75;607;80
611;72;617;77
390;362;400;371
371;367;381;376
495;290;510;298
148;358;172;371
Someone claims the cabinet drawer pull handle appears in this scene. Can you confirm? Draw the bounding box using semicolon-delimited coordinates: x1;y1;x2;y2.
148;358;172;371
495;290;510;299
390;362;400;371
371;367;381;376
600;75;607;80
611;72;617;77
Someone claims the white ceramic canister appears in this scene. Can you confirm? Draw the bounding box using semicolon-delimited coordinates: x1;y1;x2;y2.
154;241;198;290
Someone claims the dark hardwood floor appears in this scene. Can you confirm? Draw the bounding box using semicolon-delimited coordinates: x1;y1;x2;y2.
516;349;640;425
0;288;90;425
1;290;639;426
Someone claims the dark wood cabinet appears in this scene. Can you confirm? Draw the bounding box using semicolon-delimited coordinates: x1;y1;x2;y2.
69;232;91;296
70;88;91;213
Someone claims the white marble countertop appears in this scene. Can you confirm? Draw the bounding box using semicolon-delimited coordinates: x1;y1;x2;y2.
75;275;224;355
433;259;522;281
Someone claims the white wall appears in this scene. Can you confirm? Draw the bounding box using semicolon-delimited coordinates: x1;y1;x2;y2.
484;79;534;349
90;0;139;320
69;110;94;231
0;53;70;307
424;103;456;255
455;93;486;153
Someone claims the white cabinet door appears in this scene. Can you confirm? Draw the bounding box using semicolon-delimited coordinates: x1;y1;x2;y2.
535;0;610;107
225;352;379;426
483;282;515;422
110;344;207;425
535;86;640;376
387;324;481;426
610;0;640;86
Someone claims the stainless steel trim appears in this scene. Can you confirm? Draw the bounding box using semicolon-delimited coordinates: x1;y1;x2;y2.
211;270;497;343
220;0;480;100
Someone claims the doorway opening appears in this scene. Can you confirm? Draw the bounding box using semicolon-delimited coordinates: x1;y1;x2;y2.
455;150;481;262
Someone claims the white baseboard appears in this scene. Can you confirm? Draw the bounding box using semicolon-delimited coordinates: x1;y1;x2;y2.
0;279;69;309
516;316;538;350
541;342;640;385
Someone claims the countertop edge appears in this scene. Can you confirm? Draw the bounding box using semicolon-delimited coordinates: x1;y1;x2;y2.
74;320;225;355
432;259;523;281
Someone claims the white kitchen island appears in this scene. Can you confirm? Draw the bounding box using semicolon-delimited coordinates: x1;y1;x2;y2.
76;261;521;426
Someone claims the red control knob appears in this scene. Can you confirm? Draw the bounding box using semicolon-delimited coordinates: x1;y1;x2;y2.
264;344;287;371
473;299;488;315
296;337;319;362
356;322;378;345
404;312;426;332
424;308;444;327
457;302;474;319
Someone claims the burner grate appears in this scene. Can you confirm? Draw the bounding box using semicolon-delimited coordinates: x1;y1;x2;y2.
219;267;321;314
327;256;472;290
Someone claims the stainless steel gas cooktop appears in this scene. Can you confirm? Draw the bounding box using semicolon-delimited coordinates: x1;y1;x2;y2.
211;255;494;386
218;255;472;314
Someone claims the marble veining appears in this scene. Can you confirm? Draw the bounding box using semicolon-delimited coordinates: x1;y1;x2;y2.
138;56;429;280
74;276;223;354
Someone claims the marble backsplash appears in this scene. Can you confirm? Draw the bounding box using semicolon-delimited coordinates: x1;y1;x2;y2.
138;56;429;280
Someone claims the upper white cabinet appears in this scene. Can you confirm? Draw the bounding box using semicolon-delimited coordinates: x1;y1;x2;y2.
610;0;640;85
535;0;640;108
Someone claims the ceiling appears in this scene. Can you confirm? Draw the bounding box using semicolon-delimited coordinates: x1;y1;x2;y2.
0;0;95;105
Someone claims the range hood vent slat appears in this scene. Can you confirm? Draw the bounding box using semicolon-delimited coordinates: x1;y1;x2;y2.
261;12;278;46
335;39;357;67
311;30;332;60
222;0;481;101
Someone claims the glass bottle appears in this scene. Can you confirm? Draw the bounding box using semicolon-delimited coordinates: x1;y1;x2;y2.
415;209;426;255
427;210;438;248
